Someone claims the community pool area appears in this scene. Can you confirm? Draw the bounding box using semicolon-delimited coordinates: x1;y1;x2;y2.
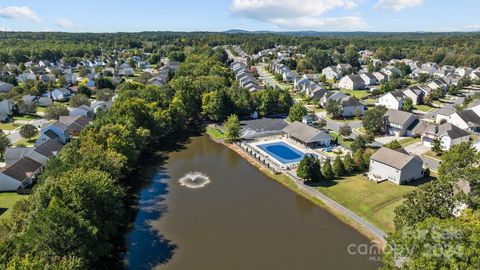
257;141;306;164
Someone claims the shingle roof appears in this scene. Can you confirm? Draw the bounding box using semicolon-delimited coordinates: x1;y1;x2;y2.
456;110;480;126
283;121;332;144
3;157;42;182
437;123;470;139
4;147;34;161
34;139;63;158
371;147;422;170
384;109;416;126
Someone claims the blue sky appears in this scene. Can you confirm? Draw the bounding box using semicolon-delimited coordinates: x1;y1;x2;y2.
0;0;479;32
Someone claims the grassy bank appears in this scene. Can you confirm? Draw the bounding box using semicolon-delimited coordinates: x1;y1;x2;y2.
221;140;385;245
314;174;421;232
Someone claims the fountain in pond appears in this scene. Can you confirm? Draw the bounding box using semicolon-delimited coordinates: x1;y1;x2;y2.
178;172;211;189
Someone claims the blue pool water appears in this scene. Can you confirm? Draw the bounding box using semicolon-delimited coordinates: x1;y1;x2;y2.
257;142;306;164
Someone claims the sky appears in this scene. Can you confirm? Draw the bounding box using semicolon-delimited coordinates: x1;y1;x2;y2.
0;0;479;33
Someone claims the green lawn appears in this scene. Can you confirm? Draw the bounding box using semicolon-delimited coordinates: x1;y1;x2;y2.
424;150;442;160
206;126;225;140
340;89;371;99
0;192;24;220
13;114;40;121
14;135;39;147
399;137;421;147
329;131;353;149
0;122;19;131
414;104;435;112
315;174;426;232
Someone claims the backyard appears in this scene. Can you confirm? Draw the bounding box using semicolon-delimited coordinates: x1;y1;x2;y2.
314;174;429;232
0;192;24;220
340;89;371;99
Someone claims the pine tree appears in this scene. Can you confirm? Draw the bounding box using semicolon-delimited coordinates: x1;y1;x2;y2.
332;156;345;177
353;149;366;171
322;159;334;180
310;158;322;182
297;156;311;181
343;154;355;175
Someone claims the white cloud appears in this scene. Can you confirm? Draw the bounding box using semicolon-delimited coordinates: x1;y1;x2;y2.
0;26;12;31
56;18;75;28
230;0;366;30
0;6;42;23
375;0;424;11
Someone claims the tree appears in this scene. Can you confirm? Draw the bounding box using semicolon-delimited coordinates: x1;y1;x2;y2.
402;97;414;112
362;148;375;169
316;118;327;129
438;142;478;183
95;78;115;90
310;158;322;182
383;212;480;270
362;106;387;134
351;135;367;152
224;114;241;143
201;90;229;122
17;100;36;115
353;149;366;171
431;139;443;156
77;85;92;97
19;124;38;140
96;88;115;101
70;94;91;108
0;131;11;159
297;156;311;181
45;103;69;120
384;140;402;150
332;156;345;177
393;181;456;229
288;103;307;122
343;154;355;175
338;124;352;138
326;99;342;119
321;159;334;180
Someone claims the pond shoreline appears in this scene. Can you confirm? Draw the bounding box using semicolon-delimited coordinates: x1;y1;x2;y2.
211;135;386;247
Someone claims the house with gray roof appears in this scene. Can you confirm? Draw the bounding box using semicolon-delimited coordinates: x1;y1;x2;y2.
0;81;14;93
283;121;332;148
376;90;406;110
338;74;366;90
0;157;43;191
449;110;480;132
368;147;424;185
384;109;418;137
422;123;470;151
321;92;365;117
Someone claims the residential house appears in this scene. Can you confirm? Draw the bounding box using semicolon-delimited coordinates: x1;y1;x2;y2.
455;67;474;77
449;110;480;132
0;99;16;122
321;92;365;117
360;73;378;86
36;122;69;146
0;81;14;93
17;72;36;83
435;107;455;124
338;75;365;90
70;105;94;119
403;88;424;105
428;78;449;91
384;109;418;137
368;147;424;185
421;123;470;151
58;115;91;136
381;66;401;77
322;66;341;80
373;72;389;82
51;88;71;101
376;90;405;110
0;157;43;191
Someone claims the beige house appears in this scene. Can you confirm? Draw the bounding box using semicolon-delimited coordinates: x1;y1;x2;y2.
368;148;424;185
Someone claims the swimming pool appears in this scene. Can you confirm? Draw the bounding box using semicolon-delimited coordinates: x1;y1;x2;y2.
257;142;306;164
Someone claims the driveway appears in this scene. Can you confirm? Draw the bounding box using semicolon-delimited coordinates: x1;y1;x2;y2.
404;141;429;155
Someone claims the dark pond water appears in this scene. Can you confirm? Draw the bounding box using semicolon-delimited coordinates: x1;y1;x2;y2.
125;135;382;270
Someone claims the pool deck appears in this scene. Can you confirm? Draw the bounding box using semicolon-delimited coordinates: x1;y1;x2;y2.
249;138;319;168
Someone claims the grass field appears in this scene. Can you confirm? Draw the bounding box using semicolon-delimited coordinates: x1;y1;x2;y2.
314;174;426;232
14;135;39;147
340;89;371;99
0;122;19;131
399;137;421;147
0;192;24;220
414;104;435;112
206;126;225;140
329;131;353;149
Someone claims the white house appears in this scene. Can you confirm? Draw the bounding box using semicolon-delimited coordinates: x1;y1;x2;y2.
322;66;341;80
435;107;455;124
381;66;401;77
373;72;389;82
428;78;449;91
0;157;43;191
338;75;365;90
376;90;405;110
321;92;365;117
360;73;378;86
403;88;423;105
421;123;470;151
448;110;480;132
368;147;424;185
384;109;418;137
